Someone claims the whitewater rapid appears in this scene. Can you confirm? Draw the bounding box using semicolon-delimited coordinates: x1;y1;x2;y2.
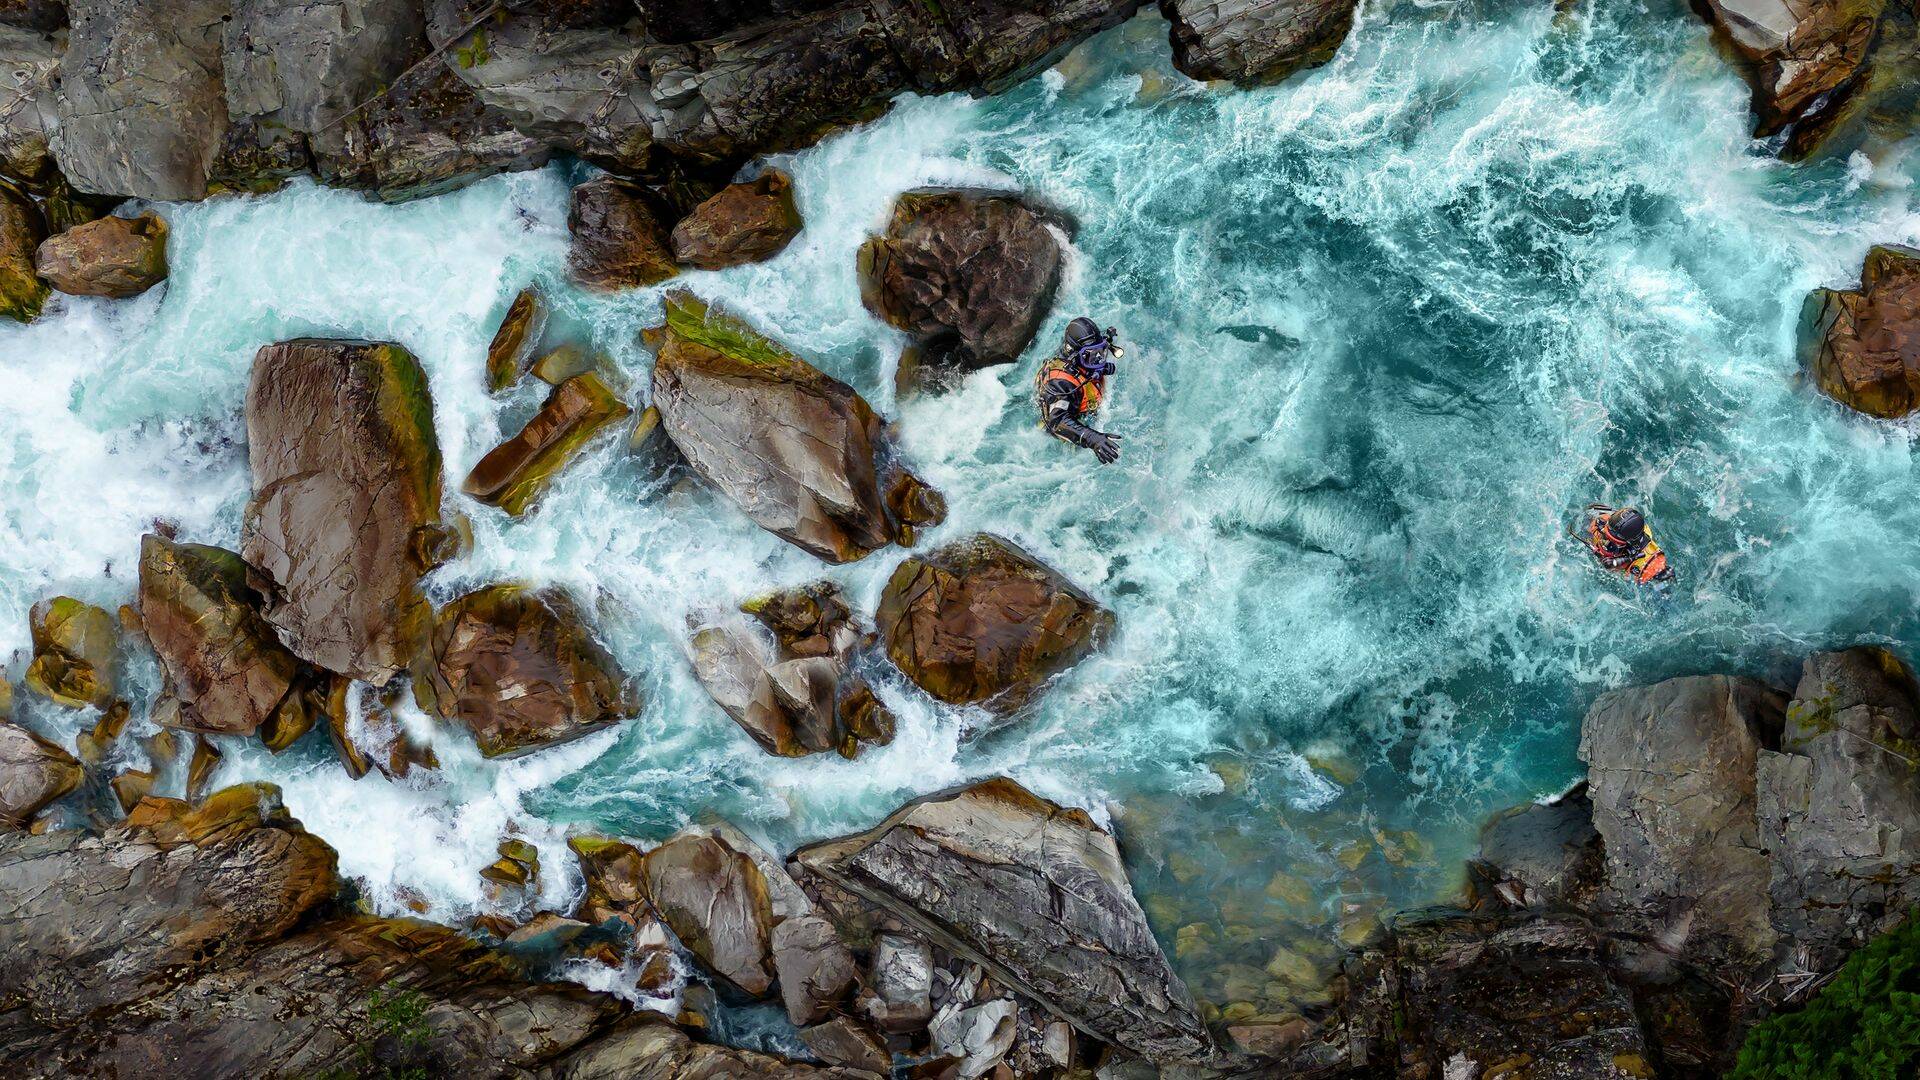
3;0;1918;1014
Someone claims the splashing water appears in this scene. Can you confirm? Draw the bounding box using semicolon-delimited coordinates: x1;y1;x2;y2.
3;1;1919;1013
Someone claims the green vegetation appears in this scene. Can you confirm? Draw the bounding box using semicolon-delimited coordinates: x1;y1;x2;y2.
1730;914;1920;1080
318;985;436;1080
664;292;796;369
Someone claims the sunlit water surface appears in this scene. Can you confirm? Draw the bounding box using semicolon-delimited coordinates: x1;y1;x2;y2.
3;0;1918;1021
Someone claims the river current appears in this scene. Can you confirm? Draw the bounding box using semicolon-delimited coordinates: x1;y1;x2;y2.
3;0;1918;1021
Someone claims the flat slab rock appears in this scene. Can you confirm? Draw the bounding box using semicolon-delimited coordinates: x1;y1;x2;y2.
794;777;1216;1067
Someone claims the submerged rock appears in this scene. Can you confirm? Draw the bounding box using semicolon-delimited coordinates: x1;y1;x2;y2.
1470;783;1603;912
1579;674;1785;968
857;189;1065;372
795;778;1215;1067
649;291;942;562
484;286;547;392
414;584;637;758
1160;0;1360;85
51;0;230;200
1799;243;1920;418
1757;647;1920;971
670;170;804;270
33;211;167;297
463;371;631;516
875;533;1113;714
0;178;46;322
568;176;678;290
641;827;776;999
139;535;320;737
0;720;81;827
242;338;444;683
23;595;116;709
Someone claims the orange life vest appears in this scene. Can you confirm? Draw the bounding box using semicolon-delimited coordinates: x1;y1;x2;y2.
1037;359;1103;417
1586;519;1669;584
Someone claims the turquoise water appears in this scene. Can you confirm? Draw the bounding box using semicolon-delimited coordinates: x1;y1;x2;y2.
4;1;1920;1014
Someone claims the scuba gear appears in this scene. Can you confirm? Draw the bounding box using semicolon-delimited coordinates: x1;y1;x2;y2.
1579;503;1674;593
1038;318;1124;464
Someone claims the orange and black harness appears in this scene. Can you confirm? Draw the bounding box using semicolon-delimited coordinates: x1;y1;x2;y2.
1585;516;1671;586
1037;357;1106;421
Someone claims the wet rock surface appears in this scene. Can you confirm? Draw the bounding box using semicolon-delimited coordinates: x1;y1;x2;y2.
242;338;444;683
0;177;46;322
670;169;804;270
649;291;942;562
857;188;1065;372
795;777;1215;1067
1696;0;1886;158
0;720;81;827
23;595;116;709
568;175;678;289
485;286;547;392
1799;242;1920;418
34;210;166;297
875;533;1113;714
641;827;777;999
1160;0;1361;86
414;583;637;758
463;371;631;515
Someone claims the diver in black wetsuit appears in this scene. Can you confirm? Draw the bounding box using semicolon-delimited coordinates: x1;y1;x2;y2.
1036;317;1124;464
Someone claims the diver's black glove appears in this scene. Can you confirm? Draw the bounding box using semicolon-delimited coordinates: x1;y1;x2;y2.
1087;431;1121;464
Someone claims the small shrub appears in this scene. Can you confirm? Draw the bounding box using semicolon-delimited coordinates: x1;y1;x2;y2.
1730;914;1920;1080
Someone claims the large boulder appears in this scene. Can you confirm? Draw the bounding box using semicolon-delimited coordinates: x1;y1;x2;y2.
857;189;1065;372
414;584;637;759
0;720;81;827
1578;674;1786;968
550;1011;869;1079
0;177;46;322
648;291;944;562
568;176;678;290
670;170;804;271
34;211;167;298
23;595;116;709
794;778;1215;1067
1799;243;1920;418
1756;647;1920;971
1697;0;1883;157
874;533;1113;714
462;371;631;516
0;25;61;184
1159;0;1360;85
139;535;322;737
222;0;422;135
51;0;230;200
242;338;445;683
640;827;777;999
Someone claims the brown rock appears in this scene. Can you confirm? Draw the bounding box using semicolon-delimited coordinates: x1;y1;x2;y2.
74;699;131;765
773;912;858;1026
462;371;631;516
0;177;47;322
1160;0;1359;86
139;535;319;737
23;595;117;709
568;176;677;290
0;720;81;827
414;584;637;758
485;286;547;392
875;533;1114;714
857;188;1065;372
550;1010;869;1079
185;734;222;801
242;338;444;683
642;828;776;999
569;834;648;916
670;170;804;270
1800;243;1920;417
33;211;167;297
800;1015;891;1074
1697;0;1882;155
109;768;153;813
532;343;603;385
649;291;942;562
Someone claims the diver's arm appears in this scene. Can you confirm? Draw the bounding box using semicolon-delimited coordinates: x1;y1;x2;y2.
1044;403;1121;463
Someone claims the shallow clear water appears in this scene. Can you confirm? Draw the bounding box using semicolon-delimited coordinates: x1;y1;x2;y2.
4;0;1920;1016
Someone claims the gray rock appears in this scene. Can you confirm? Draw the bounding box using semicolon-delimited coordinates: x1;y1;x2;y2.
1579;674;1785;968
690;615;836;756
52;0;230;199
223;0;422;133
0;2;65;33
551;1011;870;1079
0;24;60;183
930;995;1018;1079
794;778;1216;1067
1160;0;1360;86
0;720;81;827
863;930;934;1033
1756;647;1920;971
798;1015;890;1075
772;913;858;1027
1471;783;1602;911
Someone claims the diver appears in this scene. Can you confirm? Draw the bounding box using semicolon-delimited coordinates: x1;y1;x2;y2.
1581;504;1674;590
1037;317;1124;464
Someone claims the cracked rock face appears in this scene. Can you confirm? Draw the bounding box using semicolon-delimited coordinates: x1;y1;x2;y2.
670;169;804;271
568;176;679;290
139;534;322;737
875;533;1113;714
649;291;942;563
1159;0;1361;86
242;338;445;684
794;777;1215;1067
0;720;81;827
1579;674;1786;968
857;188;1065;372
223;0;423;135
640;828;777;999
414;584;637;759
1699;0;1883;154
52;0;230;200
0;25;61;184
1799;243;1920;418
1757;647;1920;970
34;211;168;298
550;1011;868;1079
